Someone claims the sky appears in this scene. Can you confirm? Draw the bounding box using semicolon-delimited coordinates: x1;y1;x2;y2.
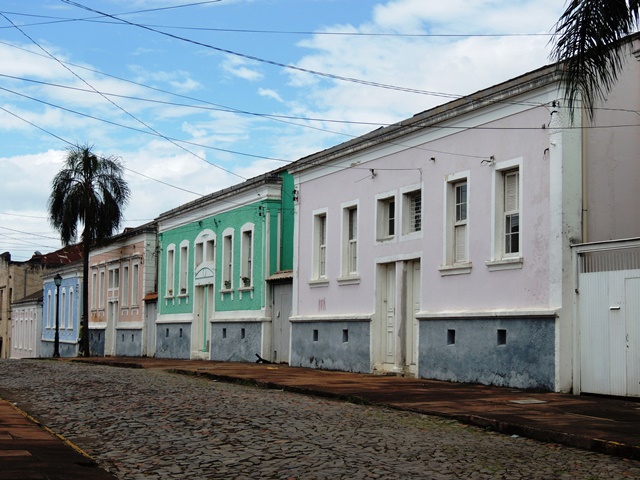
0;0;566;261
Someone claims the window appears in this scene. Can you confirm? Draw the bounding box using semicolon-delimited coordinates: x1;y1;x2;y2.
166;246;175;296
377;196;396;240
195;241;204;268
122;264;129;306
99;269;105;308
487;160;523;271
131;263;139;306
241;226;253;288
403;189;422;234
47;292;52;329
341;205;358;278
61;290;66;330
222;231;234;290
503;170;520;255
179;241;189;295
440;172;471;275
68;289;74;329
91;270;97;310
206;239;215;263
108;268;119;300
313;212;328;280
454;182;468;263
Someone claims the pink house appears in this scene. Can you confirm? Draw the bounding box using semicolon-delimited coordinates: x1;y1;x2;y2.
88;223;158;357
289;34;640;394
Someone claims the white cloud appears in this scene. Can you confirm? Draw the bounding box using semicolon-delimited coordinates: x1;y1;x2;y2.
258;88;284;103
221;55;264;82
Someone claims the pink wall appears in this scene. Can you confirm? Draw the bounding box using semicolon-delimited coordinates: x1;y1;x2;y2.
295;104;554;316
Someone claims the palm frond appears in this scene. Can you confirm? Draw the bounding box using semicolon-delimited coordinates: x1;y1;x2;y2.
551;0;640;120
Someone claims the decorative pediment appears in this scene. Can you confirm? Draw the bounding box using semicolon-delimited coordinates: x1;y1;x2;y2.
194;262;215;286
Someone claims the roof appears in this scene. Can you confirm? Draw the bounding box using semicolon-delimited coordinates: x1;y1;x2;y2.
266;270;294;282
33;244;83;267
12;289;43;305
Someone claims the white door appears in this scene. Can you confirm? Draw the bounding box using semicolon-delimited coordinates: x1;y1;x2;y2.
272;283;292;363
193;285;213;359
106;300;117;356
405;260;421;373
625;277;640;397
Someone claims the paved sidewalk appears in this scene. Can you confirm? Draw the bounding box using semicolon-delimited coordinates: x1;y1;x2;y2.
1;357;640;479
0;397;118;480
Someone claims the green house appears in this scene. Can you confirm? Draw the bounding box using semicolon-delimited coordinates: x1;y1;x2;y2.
155;171;294;362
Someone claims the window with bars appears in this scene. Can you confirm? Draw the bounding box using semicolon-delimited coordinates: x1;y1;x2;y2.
404;189;422;234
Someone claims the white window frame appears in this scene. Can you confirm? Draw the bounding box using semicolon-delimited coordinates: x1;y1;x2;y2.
99;269;105;308
487;158;524;271
121;263;129;307
240;223;254;289
310;209;329;285
339;202;359;283
47;291;52;329
68;287;74;330
61;289;67;330
91;270;98;311
108;267;119;300
222;228;234;291
131;262;139;306
401;185;423;237
440;171;472;276
376;193;396;241
166;245;176;297
178;240;189;296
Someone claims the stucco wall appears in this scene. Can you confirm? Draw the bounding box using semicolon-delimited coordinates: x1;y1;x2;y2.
116;328;142;356
290;321;370;373
90;328;105;356
210;322;261;362
156;323;191;359
418;317;556;390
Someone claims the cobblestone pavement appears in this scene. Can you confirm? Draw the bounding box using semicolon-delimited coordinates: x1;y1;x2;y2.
1;360;640;480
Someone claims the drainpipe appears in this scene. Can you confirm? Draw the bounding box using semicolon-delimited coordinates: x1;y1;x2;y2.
581;102;588;243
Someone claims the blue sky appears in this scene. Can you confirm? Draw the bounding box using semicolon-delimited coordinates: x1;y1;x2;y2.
0;0;565;260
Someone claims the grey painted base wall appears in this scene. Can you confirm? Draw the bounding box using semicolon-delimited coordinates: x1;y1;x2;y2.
156;324;191;359
210;322;261;363
40;340;78;358
290;321;370;373
116;329;142;357
90;329;105;356
419;317;556;390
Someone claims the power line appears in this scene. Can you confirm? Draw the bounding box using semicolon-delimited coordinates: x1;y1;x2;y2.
1;11;246;182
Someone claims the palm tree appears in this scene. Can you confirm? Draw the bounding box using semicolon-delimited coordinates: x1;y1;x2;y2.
551;0;640;120
48;144;130;356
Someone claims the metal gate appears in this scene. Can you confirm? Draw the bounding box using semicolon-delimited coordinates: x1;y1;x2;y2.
575;241;640;397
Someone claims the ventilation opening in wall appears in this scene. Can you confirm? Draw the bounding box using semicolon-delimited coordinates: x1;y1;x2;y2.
222;328;227;339
497;329;507;346
313;329;319;342
342;329;349;343
122;334;125;342
131;334;135;342
179;328;183;338
166;328;169;338
447;329;456;345
241;328;246;339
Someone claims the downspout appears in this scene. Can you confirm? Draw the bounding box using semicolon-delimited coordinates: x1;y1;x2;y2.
581;105;588;243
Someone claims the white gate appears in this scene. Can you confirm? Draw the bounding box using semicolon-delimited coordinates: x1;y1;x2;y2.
575;241;640;397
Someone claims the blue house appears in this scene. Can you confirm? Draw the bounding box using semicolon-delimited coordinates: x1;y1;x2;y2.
41;262;83;357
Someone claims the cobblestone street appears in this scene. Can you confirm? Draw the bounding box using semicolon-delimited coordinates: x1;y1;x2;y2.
1;360;639;479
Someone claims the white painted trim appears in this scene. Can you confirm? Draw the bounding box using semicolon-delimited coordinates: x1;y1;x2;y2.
155;313;193;324
417;308;558;319
290;313;373;323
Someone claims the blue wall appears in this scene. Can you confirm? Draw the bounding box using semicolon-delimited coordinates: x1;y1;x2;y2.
290;321;370;373
419;317;556;390
210;322;262;362
116;329;143;357
156;324;191;359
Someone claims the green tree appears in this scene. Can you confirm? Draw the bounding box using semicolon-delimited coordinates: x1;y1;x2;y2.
48;144;130;356
551;0;639;120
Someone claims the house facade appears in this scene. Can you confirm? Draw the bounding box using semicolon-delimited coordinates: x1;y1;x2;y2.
10;290;43;358
155;171;294;362
41;262;83;357
289;33;640;394
88;223;158;357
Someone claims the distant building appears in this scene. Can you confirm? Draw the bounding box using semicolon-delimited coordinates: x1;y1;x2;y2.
10;289;43;358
